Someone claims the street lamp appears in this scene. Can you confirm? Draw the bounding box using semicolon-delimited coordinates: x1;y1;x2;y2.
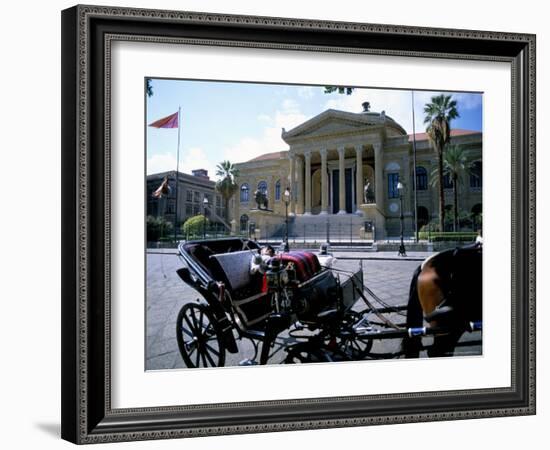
283;187;291;252
397;181;407;257
202;196;209;240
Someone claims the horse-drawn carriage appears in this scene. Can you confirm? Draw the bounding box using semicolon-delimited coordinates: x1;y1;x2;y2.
175;237;482;368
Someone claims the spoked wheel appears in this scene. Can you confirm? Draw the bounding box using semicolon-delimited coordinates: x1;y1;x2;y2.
176;303;226;368
284;340;345;364
338;334;373;360
337;311;374;360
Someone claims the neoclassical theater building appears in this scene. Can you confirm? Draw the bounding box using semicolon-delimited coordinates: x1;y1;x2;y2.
230;103;482;240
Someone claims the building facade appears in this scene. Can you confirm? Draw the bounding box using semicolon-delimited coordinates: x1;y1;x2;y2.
231;105;482;239
147;170;226;228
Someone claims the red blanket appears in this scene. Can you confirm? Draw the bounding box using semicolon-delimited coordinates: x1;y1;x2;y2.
277;251;321;282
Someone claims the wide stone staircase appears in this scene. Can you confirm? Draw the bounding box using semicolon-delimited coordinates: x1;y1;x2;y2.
260;213;374;250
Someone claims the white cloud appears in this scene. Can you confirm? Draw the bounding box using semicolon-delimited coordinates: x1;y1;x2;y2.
147;152;177;175
324;92;365;113
453;92;482;110
323;88;481;134
324;88;417;132
297;86;315;99
281;98;300;114
147;147;217;179
223;99;307;164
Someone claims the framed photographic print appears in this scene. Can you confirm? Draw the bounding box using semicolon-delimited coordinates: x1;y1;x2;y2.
61;4;536;444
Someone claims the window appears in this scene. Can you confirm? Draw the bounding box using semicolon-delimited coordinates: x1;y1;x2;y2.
186;190;193;202
417;206;429;228
240;183;249;202
470;161;482;188
471;203;482;228
185;204;192;216
166;199;175;213
193;191;200;202
443;173;453;189
416;167;428;191
387;173;400;199
275;180;281;201
257;181;268;195
240;214;249;232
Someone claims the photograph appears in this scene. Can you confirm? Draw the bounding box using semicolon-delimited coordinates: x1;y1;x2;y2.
145;79;483;370
58;3;536;443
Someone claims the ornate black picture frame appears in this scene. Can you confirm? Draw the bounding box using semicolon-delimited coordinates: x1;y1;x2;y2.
61;4;536;444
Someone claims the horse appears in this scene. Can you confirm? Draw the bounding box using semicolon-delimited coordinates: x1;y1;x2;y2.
402;242;482;358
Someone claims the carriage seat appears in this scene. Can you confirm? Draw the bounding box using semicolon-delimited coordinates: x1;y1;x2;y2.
209;250;322;297
209;250;272;328
209;250;260;299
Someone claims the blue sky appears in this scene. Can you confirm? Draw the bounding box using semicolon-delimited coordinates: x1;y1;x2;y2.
146;79;482;177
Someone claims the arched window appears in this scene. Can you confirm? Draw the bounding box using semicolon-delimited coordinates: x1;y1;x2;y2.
240;183;249;202
257;181;268;196
417;206;429;228
416;167;428;191
240;214;249;232
470;161;482;188
443;172;453;189
387;173;400;199
471;203;482;215
275;180;281;201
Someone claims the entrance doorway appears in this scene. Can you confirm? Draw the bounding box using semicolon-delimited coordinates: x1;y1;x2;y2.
331;168;354;213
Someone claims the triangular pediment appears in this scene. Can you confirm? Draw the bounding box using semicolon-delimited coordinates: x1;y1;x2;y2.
293;117;370;137
282;109;391;142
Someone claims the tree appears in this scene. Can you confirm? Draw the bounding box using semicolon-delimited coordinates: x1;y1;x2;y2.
423;94;459;232
146;215;173;242
429;145;469;231
146;78;153;97
324;86;354;95
215;160;240;222
182;214;209;239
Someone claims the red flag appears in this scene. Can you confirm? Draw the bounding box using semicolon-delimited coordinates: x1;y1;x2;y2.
148;111;179;128
152;176;171;199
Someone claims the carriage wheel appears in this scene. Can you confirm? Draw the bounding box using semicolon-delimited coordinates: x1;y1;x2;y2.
176;303;226;368
338;335;373;360
340;311;374;360
284;341;339;364
284;347;328;364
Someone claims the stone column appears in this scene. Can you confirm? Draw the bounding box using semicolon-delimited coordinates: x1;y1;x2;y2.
296;156;304;215
373;143;385;239
320;149;328;214
304;151;312;215
337;147;346;214
374;143;384;208
267;175;274;210
355;146;364;215
402;155;411;221
288;154;296;215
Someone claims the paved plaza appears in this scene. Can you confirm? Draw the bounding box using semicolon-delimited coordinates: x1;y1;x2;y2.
146;249;481;371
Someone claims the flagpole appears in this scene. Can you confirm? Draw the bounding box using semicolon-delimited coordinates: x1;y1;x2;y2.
411;91;419;243
174;106;181;244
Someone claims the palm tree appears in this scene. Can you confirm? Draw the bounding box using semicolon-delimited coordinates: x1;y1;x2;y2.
429;145;469;231
215;160;240;223
423;94;459;232
146;78;153;97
